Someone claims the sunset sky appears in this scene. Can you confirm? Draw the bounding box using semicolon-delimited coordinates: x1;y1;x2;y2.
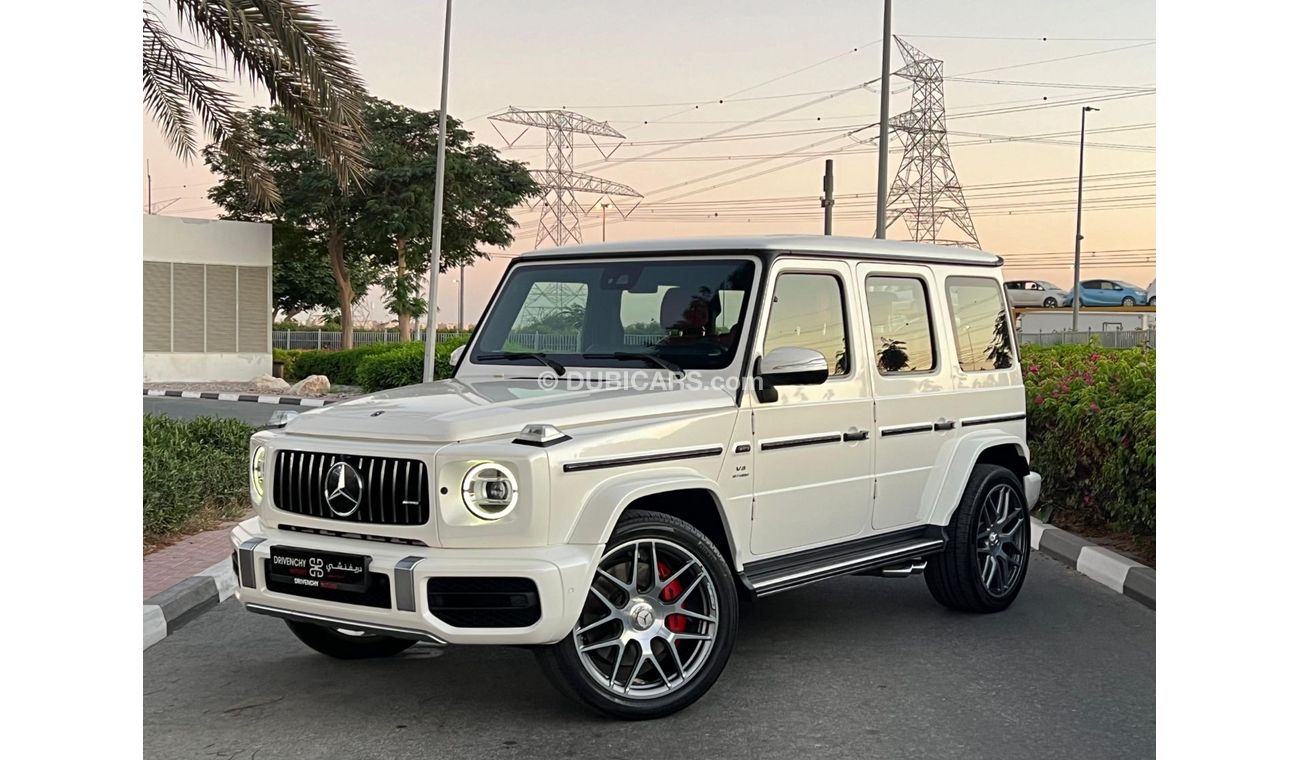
142;0;1155;325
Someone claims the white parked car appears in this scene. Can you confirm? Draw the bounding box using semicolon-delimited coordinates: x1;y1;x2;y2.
1004;279;1070;308
231;235;1040;719
1146;278;1157;307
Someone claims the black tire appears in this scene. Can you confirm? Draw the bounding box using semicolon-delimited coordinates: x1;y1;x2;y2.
1121;296;1136;306
925;464;1030;614
1147;297;1155;307
285;620;418;660
1042;297;1058;308
535;509;739;720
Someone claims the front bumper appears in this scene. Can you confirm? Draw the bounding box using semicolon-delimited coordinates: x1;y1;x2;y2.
230;517;601;646
1024;472;1042;510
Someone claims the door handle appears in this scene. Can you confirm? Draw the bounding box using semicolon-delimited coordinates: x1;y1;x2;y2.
934;419;955;431
843;430;869;441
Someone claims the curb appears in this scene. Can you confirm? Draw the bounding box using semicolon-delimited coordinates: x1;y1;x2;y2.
1031;517;1155;610
144;388;337;407
143;557;238;650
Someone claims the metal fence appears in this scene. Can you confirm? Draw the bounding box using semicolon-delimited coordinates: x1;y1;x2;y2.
273;330;472;350
1017;328;1156;349
276;328;1155;352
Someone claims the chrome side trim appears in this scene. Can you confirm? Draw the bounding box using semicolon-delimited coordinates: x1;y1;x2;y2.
562;446;724;473
960;412;1027;427
880;423;935;437
245;603;447;645
394;556;423;612
238;537;266;589
751;538;944;596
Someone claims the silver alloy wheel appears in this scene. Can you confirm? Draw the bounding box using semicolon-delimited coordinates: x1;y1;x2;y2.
573;538;719;700
975;484;1028;597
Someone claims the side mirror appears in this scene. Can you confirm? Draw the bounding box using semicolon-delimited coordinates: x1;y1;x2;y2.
449;345;466;366
756;347;829;402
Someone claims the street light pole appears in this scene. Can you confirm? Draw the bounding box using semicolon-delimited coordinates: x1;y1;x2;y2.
601;202;609;242
422;0;454;382
457;265;464;332
874;0;892;239
1071;105;1099;331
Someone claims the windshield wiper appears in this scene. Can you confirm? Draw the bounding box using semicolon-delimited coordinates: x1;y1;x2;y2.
476;352;566;376
582;352;685;378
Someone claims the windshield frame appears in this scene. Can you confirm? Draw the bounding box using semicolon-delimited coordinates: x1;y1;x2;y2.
458;253;765;379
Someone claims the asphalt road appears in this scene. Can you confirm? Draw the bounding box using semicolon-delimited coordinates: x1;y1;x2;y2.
144;397;282;426
144;553;1154;760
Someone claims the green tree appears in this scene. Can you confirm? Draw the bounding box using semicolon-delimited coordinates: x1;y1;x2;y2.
207;100;538;346
353;100;538;340
143;1;369;206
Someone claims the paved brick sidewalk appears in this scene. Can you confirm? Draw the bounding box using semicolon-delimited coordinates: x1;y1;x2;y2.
144;524;236;599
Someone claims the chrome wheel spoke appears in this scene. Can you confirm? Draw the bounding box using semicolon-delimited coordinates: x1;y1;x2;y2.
590;585;620;612
608;641;627;688
648;648;673;688
580;636;623;653
657;558;697;592
672;608;717;625
576;613;617;636
982;555;996;587
597;567;631;593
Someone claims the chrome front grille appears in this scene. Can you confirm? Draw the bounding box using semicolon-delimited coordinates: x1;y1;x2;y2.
272;450;430;526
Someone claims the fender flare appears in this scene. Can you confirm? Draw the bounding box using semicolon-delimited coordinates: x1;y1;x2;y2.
565;468;738;563
919;430;1030;527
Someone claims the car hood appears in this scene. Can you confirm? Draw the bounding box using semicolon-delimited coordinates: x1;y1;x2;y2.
278;376;737;442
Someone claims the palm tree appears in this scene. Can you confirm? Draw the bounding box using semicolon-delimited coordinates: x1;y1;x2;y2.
142;1;369;207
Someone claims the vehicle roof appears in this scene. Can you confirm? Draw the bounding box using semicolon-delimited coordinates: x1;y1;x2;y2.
517;235;1002;266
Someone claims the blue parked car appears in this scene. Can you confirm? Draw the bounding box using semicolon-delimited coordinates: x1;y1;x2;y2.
1062;279;1148;307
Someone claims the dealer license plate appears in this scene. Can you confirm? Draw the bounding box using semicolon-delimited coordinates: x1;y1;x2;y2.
268;546;370;594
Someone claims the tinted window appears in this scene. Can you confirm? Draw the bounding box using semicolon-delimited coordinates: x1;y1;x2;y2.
946;276;1015;372
865;276;935;374
763;273;849;376
1005;281;1022;290
474;259;756;370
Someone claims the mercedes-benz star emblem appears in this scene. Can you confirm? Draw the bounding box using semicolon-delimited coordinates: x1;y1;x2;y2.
323;461;364;517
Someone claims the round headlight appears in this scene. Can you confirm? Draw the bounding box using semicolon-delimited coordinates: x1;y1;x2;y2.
461;462;518;520
251;445;267;501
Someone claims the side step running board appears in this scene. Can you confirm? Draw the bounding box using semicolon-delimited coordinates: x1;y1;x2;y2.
742;532;945;597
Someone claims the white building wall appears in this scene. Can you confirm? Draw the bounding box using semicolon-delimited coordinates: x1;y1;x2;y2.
143;215;273;382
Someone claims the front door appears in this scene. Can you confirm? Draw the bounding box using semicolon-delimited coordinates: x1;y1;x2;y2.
748;259;875;556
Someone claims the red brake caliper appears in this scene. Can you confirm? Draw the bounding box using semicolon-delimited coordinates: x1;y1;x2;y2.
657;561;688;633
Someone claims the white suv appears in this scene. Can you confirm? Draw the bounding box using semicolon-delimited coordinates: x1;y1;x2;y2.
232;235;1040;719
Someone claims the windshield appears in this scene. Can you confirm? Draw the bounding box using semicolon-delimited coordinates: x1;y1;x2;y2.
471;258;757;371
1039;281;1063;291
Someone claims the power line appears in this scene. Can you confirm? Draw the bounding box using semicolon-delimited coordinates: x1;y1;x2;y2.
953;41;1155;77
900;34;1156;42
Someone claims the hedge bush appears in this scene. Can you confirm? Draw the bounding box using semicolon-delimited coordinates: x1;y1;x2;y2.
1021;343;1155;535
273;347;303;378
284;342;407;384
356;335;470;392
143;415;254;538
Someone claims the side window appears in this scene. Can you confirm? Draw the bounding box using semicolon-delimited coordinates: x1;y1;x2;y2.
1006;281;1021;291
946;276;1015;372
763;272;849;376
865;276;936;374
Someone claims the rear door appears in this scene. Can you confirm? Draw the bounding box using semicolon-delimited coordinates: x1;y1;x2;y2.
858;263;956;531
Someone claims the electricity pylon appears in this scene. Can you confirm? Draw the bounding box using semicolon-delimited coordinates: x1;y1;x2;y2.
884;36;980;248
489;107;641;248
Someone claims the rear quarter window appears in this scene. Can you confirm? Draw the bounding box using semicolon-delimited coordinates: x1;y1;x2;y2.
945;276;1016;372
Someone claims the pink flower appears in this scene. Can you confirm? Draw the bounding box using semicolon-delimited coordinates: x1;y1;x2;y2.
1034;395;1044;405
1028;364;1039;374
1090;352;1101;362
1089;402;1100;412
